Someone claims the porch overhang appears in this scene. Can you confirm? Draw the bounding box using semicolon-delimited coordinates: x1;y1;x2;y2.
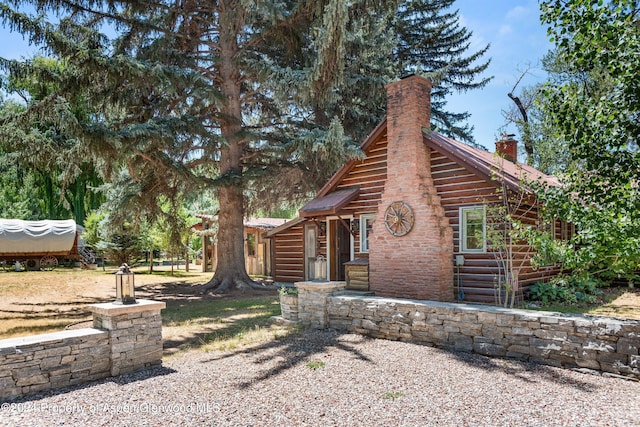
299;186;360;218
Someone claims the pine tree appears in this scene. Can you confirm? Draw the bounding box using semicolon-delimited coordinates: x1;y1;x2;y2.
0;0;400;292
0;59;103;224
0;0;491;292
394;0;491;143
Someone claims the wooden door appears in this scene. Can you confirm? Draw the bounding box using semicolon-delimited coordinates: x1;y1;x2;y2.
330;220;351;281
304;224;317;280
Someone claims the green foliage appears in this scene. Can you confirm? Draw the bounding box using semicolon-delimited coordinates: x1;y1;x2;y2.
502;53;573;174
96;229;143;266
394;0;491;143
521;0;640;282
529;276;604;305
382;391;404;401
82;210;104;248
306;361;326;370
0;59;104;224
278;286;298;297
0;0;491;289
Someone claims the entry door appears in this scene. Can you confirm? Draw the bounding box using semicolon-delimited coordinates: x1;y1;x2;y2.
304;224;317;280
330;220;351;281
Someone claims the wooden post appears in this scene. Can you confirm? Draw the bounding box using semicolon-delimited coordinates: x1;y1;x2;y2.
185;235;190;272
202;222;208;273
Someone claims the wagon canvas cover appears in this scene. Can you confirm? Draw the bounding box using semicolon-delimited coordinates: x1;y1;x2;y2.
0;219;76;254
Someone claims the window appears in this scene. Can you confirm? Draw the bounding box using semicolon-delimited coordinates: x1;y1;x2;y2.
460;206;486;252
246;233;256;256
559;220;575;241
359;214;375;253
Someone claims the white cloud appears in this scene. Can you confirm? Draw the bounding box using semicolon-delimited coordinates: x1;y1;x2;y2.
505;6;529;21
498;25;513;37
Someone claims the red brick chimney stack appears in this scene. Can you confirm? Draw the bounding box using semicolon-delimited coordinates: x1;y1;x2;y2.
368;74;454;302
496;134;518;163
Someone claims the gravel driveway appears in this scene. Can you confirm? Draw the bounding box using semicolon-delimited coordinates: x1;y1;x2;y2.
2;329;639;426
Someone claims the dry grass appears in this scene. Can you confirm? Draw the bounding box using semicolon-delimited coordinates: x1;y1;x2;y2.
586;288;640;319
0;265;212;339
0;266;300;356
160;295;300;357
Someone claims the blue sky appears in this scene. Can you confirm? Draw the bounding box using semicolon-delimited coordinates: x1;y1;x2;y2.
0;1;552;150
447;0;553;149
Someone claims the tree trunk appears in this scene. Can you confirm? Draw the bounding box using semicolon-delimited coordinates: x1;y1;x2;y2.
200;1;269;294
508;92;534;165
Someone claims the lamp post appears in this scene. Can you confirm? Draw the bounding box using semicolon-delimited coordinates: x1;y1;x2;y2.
114;263;137;305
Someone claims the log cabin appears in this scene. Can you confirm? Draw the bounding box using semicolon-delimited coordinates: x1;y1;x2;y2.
266;74;562;304
195;215;287;277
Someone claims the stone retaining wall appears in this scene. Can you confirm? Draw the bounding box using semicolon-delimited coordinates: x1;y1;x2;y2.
0;299;165;401
0;329;110;401
296;281;346;328
326;294;640;379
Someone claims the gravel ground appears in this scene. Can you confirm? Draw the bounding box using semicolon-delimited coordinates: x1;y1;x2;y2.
2;329;639;427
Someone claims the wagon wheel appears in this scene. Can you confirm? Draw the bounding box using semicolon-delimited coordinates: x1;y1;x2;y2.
40;256;59;271
384;201;415;237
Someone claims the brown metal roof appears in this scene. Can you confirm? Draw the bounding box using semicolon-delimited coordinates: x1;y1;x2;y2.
243;217;289;230
424;132;559;191
299;186;360;218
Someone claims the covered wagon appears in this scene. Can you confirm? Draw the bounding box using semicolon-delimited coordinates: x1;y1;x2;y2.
0;219;93;271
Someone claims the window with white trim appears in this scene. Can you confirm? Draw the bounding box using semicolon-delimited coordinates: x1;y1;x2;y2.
460;206;486;252
359;214;375;253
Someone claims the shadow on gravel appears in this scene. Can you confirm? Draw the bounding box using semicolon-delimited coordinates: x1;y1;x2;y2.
441;348;597;392
3;366;177;404
198;329;372;389
199;328;598;392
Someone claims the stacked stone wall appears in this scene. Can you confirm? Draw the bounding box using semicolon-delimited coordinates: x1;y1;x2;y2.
0;299;165;401
0;329;110;401
91;301;164;376
327;295;640;379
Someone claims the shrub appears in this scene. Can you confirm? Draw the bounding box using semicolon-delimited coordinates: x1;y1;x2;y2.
278;285;298;296
529;275;605;305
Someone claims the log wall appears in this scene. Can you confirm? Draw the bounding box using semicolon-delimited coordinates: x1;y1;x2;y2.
430;150;558;303
272;223;305;283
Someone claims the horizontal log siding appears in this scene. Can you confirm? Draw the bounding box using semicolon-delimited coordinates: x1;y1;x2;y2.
272;224;305;283
337;131;388;255
430;149;556;303
337;131;387;218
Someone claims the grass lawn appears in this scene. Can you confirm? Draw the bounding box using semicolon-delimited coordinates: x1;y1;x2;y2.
529;286;640;319
0;266;299;355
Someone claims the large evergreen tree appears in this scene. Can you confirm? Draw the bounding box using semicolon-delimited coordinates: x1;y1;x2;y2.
0;61;103;225
394;0;491;143
0;0;491;292
0;0;400;292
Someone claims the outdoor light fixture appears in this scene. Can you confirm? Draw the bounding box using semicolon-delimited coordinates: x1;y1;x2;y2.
313;255;327;282
114;263;137;305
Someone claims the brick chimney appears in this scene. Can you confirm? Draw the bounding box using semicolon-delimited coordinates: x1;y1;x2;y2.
496;134;518;163
368;75;454;302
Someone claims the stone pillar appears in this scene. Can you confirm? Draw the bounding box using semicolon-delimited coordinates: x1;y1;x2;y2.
89;299;166;376
295;281;346;328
